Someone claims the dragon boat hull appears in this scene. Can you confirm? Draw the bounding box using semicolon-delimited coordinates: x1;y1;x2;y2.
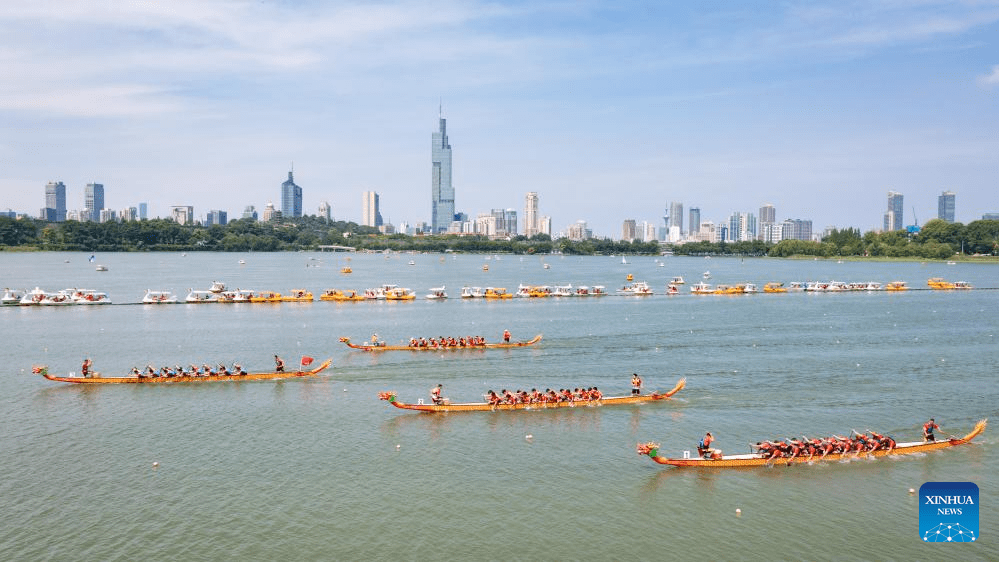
38;359;332;384
341;334;542;351
380;378;685;413
641;419;986;468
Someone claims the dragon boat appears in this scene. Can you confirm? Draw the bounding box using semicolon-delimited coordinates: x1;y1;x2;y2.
339;334;543;351
33;359;333;384
379;378;685;413
637;419;987;468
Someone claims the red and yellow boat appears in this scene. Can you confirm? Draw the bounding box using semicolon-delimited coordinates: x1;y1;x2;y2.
34;359;333;384
339;334;543;351
638;419;987;468
379;378;685;413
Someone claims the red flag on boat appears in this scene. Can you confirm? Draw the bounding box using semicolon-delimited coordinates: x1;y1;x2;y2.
300;356;314;366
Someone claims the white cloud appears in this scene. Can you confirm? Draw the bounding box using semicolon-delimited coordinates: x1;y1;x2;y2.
979;65;999;86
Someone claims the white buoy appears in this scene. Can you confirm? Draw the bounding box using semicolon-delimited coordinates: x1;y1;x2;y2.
525;434;533;440
343;388;347;392
396;444;401;449
735;508;741;515
909;488;915;495
152;462;159;468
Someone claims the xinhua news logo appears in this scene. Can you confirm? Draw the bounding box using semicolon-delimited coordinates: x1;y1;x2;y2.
919;482;979;543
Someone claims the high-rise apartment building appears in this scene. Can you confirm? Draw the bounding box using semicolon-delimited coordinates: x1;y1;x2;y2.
171;206;194;225
884;191;904;231
242;205;258;220
539;216;552;236
206;210;227;226
43;181;66;222
362;191;383;227
759;203;775;224
622;219;638;241
504;209;517;237
139;202;147;220
524;192;539;237
758;203;776;242
938;191;955;223
643;221;657;242
262;202;278;222
120;207;137;222
318;200;332;222
760;222;783;243
782;219;813;241
728;212;757;242
688;207;700;235
85;183;105;222
567;220;590;241
669;202;684;235
431;112;454;233
281;171;302;218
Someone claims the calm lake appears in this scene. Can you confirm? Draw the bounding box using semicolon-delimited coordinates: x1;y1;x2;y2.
1;252;996;561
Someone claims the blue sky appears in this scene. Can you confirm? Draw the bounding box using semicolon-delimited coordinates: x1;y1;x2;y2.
2;1;997;237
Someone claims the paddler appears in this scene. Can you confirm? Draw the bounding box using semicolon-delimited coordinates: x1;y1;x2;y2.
631;373;642;395
697;432;715;459
430;384;444;405
503;329;511;343
81;358;92;378
923;418;940;442
274;355;285;372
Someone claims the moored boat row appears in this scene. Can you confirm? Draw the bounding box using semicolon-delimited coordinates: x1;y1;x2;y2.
10;287;112;306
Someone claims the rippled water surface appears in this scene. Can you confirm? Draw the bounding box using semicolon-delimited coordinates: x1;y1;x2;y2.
1;252;996;560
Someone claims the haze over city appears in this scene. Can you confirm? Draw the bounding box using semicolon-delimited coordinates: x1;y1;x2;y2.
2;1;997;237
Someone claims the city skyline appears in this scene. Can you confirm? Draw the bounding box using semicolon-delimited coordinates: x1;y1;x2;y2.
2;2;997;236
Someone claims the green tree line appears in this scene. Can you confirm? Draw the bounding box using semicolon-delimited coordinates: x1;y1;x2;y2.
2;216;997;258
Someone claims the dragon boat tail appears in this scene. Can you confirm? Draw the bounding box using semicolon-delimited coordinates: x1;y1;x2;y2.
33;359;333;384
637;418;987;468
379;378;685;413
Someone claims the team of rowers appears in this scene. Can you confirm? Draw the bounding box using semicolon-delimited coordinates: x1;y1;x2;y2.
748;430;899;461
482;387;605;406
406;336;489;348
130;363;248;378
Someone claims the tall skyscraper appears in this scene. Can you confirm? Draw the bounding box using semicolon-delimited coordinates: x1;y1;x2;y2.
362;191;383;227
504;209;517;237
281;170;302;218
85;183;105;222
688;207;700;235
727;212;757;242
669;201;684;235
938;191;955;223
44;181;66;222
318;200;332;222
524;192;539;237
759;203;775;224
622;219;637;241
431;111;454;233
138;202;147;220
884;191;904;231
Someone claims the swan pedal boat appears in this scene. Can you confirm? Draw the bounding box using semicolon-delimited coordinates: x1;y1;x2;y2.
380;378;685;413
339;334;543;351
34;359;332;384
638;419;987;468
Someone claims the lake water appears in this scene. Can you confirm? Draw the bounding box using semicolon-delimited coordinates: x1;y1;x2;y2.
1;252;996;560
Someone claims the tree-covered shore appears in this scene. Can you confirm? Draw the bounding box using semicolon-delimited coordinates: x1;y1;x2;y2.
1;216;997;260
